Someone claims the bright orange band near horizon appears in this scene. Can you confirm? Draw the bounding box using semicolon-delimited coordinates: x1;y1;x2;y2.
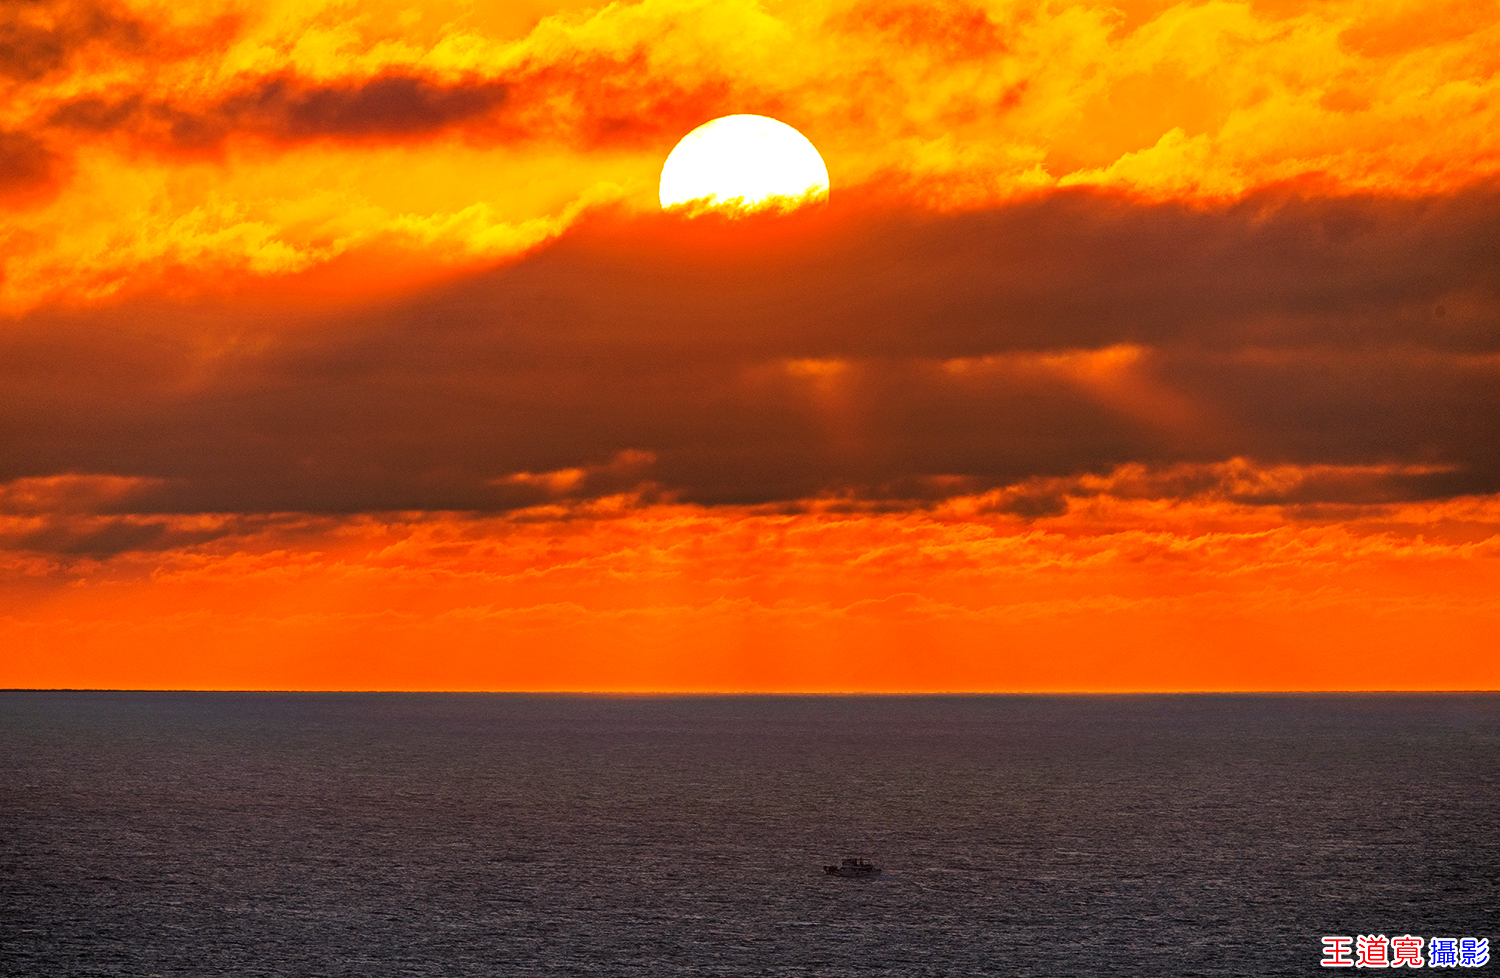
3;0;1499;691
5;473;1499;692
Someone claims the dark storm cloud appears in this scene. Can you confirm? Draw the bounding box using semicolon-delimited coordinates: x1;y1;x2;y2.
48;74;511;148
2;184;1499;517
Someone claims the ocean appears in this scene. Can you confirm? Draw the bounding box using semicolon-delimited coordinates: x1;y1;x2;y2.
2;692;1496;976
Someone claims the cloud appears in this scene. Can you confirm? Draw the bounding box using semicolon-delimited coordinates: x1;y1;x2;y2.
48;73;511;149
6;0;1498;691
0;473;161;514
0;129;57;198
935;460;1468;520
834;0;1007;61
4;498;1498;689
2;184;1498;513
0;0;146;82
495;449;660;502
1;0;1499;312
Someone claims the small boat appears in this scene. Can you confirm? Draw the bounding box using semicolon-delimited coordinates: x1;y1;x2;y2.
824;857;881;877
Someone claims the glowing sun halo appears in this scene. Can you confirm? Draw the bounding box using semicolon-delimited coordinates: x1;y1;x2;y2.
659;115;830;213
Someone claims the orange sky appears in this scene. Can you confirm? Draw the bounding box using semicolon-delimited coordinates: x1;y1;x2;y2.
3;0;1499;690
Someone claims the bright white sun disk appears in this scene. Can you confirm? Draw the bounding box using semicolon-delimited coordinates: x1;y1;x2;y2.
659;115;830;212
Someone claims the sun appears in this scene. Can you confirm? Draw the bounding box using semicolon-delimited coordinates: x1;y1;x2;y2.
659;115;830;213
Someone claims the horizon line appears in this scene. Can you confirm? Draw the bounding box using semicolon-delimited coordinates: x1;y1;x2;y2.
5;688;1498;696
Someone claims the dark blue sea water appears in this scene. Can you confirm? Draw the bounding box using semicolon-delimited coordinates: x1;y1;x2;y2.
2;692;1496;977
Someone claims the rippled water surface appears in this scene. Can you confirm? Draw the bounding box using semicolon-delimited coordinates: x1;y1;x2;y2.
3;692;1497;976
